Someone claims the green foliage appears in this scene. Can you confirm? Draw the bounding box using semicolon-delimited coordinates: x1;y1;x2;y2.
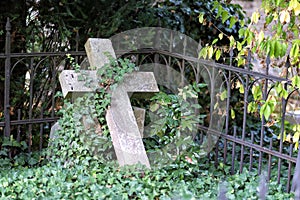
0;157;294;199
199;0;300;149
48;56;136;166
1;0;246;52
149;83;206;147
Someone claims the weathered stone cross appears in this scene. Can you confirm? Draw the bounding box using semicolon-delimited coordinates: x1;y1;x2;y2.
59;38;158;168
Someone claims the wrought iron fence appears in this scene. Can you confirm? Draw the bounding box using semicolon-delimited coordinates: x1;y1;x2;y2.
1;19;299;194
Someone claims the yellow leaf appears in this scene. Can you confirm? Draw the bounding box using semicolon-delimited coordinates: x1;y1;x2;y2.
295;3;300;15
289;0;300;15
229;35;235;48
293;131;300;143
273;12;278;21
231;109;235;119
295;141;299;150
199;13;205;24
286;134;292;143
288;0;297;10
280;10;290;23
215;49;221;61
251;11;260;24
258;31;264;44
218;33;223;40
207;46;214;59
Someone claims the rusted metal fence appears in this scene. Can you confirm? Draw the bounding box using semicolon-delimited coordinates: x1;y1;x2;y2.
1;19;299;193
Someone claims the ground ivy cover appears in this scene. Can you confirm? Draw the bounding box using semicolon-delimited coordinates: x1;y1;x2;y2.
0;157;294;200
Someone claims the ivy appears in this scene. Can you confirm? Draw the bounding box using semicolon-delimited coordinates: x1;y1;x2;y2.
48;56;136;167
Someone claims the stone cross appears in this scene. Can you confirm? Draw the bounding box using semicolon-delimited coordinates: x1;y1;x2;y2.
106;72;158;168
58;38;158;168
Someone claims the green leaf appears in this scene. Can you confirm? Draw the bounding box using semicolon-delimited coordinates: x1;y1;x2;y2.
252;85;262;100
229;17;237;28
212;38;218;45
229;36;235;48
260;103;271;120
290;43;299;58
199;47;208;59
221;11;230;23
231;109;235;119
198;13;205;24
220;90;227;101
247;101;258;113
215;49;221;61
292;75;300;88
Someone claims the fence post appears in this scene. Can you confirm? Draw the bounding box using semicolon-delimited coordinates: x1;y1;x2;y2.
4;18;11;138
291;147;300;198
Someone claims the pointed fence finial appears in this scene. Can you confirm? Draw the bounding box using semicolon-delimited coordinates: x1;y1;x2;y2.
6;17;11;31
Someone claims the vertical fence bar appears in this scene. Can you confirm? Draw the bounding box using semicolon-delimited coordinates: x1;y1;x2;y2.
17;109;21;142
224;48;233;164
287;143;293;192
180;36;186;86
249;132;254;171
239;49;251;173
167;31;173;89
231;126;237;175
75;31;79;63
28;57;34;153
39;107;44;151
267;138;273;181
258;55;270;174
278;57;290;184
51;59;57;118
292;146;300;198
4;18;11;138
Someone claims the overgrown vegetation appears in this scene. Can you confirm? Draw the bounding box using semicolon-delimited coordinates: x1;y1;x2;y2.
1;56;289;199
0;157;294;199
0;0;247;156
0;0;298;199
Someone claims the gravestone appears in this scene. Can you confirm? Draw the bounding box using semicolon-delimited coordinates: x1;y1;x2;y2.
57;38;158;168
106;72;158;168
